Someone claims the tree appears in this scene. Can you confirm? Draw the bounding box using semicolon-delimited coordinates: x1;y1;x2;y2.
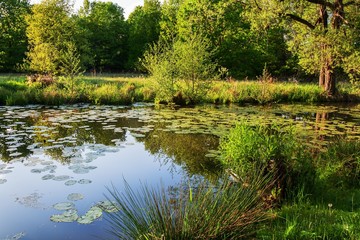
175;0;289;78
0;0;29;72
245;0;360;95
79;0;127;72
25;0;77;75
126;0;162;70
143;34;219;104
159;0;183;42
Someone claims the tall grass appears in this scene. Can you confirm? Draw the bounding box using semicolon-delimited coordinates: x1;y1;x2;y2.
0;75;358;105
105;170;275;240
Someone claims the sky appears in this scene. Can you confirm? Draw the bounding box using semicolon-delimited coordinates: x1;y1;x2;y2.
29;0;146;18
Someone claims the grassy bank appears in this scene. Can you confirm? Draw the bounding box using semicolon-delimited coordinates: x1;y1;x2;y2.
220;123;360;239
105;122;360;239
0;74;359;105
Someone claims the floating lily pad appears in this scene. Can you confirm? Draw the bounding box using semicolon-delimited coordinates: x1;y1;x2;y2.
40;161;54;166
30;168;43;174
78;179;92;184
50;209;78;223
97;200;120;213
53;202;75;211
0;170;12;174
0;179;7;184
73;168;89;174
65;180;77;186
41;174;55;180
43;165;57;171
9;152;22;157
131;133;146;138
3;232;26;240
67;193;84;201
53;175;71;181
77;206;103;224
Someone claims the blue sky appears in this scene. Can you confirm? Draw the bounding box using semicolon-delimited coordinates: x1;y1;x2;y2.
29;0;146;18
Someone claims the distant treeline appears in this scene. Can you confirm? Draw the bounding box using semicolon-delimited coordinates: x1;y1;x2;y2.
1;0;360;89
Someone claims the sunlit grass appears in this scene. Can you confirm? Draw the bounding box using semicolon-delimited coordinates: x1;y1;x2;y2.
0;74;358;105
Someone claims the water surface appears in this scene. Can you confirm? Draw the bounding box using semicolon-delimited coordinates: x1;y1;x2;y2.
1;103;360;239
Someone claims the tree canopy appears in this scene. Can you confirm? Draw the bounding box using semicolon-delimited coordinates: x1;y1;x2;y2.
0;0;29;71
244;0;360;94
2;0;360;95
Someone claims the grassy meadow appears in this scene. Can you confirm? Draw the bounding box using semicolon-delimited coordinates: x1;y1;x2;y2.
0;74;360;106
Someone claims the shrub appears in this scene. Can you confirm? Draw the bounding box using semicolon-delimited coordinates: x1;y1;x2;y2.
219;122;315;200
142;35;220;105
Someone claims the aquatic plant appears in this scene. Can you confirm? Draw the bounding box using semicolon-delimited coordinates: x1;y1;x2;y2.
105;170;274;240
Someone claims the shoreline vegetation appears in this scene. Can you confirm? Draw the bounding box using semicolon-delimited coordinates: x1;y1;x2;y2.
106;122;360;239
0;74;360;106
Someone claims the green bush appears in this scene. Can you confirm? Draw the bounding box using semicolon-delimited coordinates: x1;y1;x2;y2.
219;122;315;200
142;35;220;105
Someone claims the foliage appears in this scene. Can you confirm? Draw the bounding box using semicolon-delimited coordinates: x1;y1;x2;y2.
78;0;127;71
106;169;274;239
243;0;360;94
175;0;289;78
58;42;83;96
25;0;77;75
126;0;162;70
143;34;220;104
0;0;29;72
317;139;360;189
219;122;315;199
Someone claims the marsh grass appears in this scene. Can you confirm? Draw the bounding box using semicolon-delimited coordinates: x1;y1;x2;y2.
105;169;275;240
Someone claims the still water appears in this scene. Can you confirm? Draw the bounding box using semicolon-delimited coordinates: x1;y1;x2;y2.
0;103;360;239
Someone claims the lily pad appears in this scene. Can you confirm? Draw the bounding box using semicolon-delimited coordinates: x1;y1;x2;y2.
77;206;103;224
97;200;120;213
64;180;77;186
30;168;43;174
53;175;71;181
53;202;75;211
0;179;7;184
72;168;89;174
67;193;84;201
78;179;92;184
50;209;78;223
41;174;55;180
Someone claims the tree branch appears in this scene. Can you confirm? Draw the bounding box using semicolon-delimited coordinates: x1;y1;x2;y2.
285;14;315;29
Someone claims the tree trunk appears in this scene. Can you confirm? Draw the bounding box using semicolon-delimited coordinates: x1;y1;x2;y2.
319;60;325;87
324;64;335;95
319;54;336;95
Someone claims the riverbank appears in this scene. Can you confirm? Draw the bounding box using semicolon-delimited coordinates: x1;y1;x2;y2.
0;74;359;106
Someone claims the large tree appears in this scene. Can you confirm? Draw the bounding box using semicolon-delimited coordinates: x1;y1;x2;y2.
175;0;289;78
0;0;29;72
25;0;78;75
79;0;127;72
126;0;162;70
245;0;360;95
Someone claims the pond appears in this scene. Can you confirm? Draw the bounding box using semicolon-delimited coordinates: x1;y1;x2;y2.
1;103;360;239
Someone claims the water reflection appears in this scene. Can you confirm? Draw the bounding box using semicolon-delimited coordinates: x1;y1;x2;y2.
0;104;360;239
142;124;222;181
